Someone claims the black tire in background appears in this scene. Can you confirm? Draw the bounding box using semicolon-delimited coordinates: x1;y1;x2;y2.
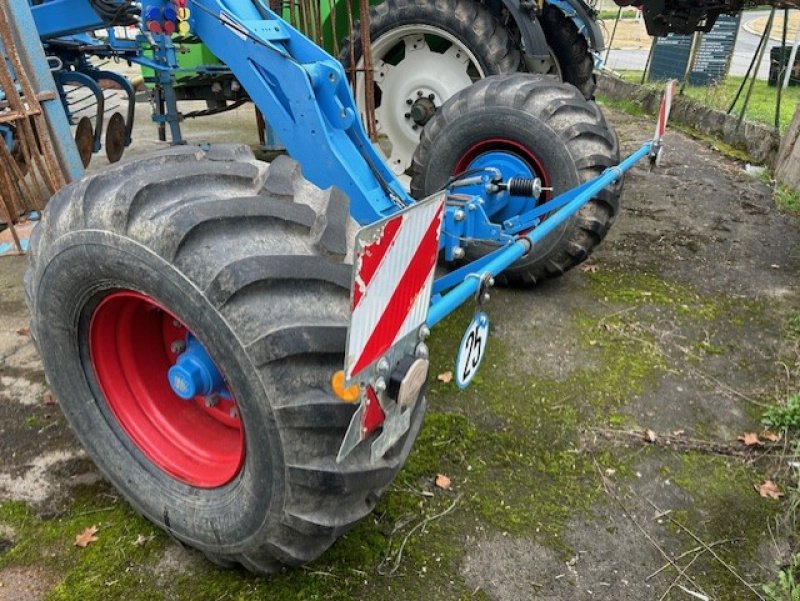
541;3;597;99
25;145;426;573
411;74;621;286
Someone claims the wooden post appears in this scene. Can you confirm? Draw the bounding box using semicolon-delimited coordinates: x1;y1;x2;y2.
776;103;800;192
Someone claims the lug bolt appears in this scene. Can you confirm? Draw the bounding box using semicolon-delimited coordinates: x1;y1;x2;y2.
374;377;388;393
204;393;219;408
229;407;239;419
170;340;186;354
406;99;413;105
417;90;423;97
172;319;181;327
412;125;418;131
418;325;430;341
377;357;390;374
404;112;411;119
428;93;434;101
453;247;465;259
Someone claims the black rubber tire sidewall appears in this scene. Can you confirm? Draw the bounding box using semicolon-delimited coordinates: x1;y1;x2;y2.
340;0;520;79
34;231;281;553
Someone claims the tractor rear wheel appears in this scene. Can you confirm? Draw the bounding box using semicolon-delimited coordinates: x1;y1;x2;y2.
25;145;426;573
541;3;597;99
340;0;520;176
411;74;621;286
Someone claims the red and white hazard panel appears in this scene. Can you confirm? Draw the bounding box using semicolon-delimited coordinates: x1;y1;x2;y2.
655;79;677;142
345;195;445;381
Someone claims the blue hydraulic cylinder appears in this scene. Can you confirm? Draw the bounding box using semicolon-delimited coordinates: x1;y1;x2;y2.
426;142;653;328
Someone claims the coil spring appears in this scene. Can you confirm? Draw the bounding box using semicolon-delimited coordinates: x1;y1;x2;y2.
506;177;538;197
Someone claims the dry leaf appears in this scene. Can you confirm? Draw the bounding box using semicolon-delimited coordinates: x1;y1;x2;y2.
74;525;99;548
738;432;762;447
671;429;685;437
579;263;600;273
15;328;30;337
762;431;781;442
42;392;56;406
437;371;453;384
644;429;657;443
755;480;782;500
435;473;452;491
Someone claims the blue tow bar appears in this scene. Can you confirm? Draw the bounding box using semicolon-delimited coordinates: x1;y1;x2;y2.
426;141;654;327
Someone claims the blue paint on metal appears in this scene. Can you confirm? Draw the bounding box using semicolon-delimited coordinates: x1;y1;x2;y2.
30;0;106;39
458;150;536;226
186;0;411;224
427;142;653;327
167;335;226;400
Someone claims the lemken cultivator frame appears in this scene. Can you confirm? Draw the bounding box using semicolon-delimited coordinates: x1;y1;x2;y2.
18;0;683;572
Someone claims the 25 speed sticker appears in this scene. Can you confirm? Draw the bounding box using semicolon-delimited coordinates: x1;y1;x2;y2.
455;312;489;389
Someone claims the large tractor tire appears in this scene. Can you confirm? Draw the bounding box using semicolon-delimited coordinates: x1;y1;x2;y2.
411;74;621;286
340;0;520;176
25;145;426;573
541;3;597;99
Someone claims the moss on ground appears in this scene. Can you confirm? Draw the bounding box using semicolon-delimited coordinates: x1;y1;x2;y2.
666;453;782;601
0;266;777;599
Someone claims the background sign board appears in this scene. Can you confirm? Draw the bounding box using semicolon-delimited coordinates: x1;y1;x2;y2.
689;14;741;85
648;33;693;82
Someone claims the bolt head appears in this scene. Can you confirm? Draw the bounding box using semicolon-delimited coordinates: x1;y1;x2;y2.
454;209;465;222
374;377;387;393
488;277;495;287
415;342;429;359
406;99;413;105
170;340;186;354
377;357;390;374
229;407;239;418
404;113;411;119
418;325;430;340
204;393;219;408
453;247;465;259
428;93;435;101
417;90;423;97
481;292;491;304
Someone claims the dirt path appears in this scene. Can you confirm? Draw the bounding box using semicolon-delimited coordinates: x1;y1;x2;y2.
0;106;797;600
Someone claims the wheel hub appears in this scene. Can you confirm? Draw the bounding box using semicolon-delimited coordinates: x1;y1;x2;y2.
408;95;436;126
89;290;244;488
355;26;485;176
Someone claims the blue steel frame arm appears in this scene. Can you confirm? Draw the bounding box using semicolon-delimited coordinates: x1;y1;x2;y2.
30;0;107;38
188;0;411;224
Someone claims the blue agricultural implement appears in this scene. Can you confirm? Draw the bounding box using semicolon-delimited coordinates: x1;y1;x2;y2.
10;0;735;573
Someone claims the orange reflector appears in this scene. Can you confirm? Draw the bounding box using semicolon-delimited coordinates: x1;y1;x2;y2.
331;370;360;403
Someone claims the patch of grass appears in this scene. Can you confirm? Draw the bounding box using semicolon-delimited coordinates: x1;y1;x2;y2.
776;183;800;215
598;9;638;19
763;394;800;431
671;453;783;599
613;71;800;133
764;555;800;601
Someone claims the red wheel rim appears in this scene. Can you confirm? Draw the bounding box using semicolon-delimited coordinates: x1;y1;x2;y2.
89;290;244;488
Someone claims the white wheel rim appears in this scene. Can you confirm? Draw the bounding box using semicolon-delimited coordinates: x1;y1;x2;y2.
354;24;486;176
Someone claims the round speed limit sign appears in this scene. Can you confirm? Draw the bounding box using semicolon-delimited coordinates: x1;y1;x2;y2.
455;312;489;389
